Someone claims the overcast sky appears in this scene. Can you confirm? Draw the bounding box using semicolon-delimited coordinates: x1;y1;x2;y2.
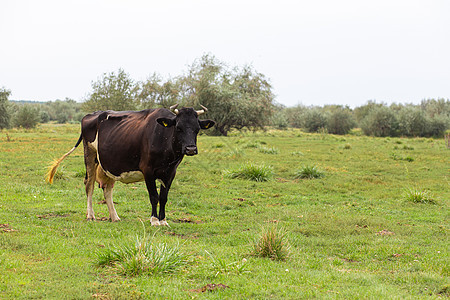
1;0;449;107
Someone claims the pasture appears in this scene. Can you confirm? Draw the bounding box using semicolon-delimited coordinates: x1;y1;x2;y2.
0;124;448;299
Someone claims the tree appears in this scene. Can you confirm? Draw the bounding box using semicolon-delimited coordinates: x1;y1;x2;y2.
327;109;355;135
82;69;139;112
0;88;11;129
180;54;275;135
12;105;40;129
361;106;398;137
397;106;427;137
138;73;181;109
303;108;328;133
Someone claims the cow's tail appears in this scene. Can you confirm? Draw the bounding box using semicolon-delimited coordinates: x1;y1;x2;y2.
46;134;83;184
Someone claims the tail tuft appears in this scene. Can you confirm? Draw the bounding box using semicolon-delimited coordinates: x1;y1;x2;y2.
45;147;77;184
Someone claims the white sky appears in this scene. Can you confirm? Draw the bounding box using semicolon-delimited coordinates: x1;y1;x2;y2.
1;0;449;107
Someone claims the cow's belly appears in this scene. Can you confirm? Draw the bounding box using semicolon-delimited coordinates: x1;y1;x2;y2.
105;170;145;183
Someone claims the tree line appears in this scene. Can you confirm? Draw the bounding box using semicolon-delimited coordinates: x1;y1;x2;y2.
1;54;449;137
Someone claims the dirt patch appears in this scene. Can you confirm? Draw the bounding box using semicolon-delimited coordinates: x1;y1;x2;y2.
376;229;395;236
0;224;17;232
36;213;70;219
172;217;203;224
189;284;229;293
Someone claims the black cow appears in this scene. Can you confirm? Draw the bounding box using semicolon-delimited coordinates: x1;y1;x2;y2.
46;105;215;225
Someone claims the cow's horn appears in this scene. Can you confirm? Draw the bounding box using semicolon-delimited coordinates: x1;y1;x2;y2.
196;105;208;116
170;104;179;115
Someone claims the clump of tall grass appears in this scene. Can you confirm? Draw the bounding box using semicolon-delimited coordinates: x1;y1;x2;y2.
404;188;435;204
294;165;324;179
252;225;290;261
223;162;273;182
53;167;68;181
205;251;249;277
96;235;188;276
258;146;279;154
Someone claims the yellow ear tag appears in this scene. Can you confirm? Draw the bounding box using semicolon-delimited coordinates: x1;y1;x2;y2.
162;121;168;127
205;123;209;128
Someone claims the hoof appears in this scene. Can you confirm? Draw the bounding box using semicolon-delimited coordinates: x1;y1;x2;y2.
150;216;160;226
159;219;169;227
86;216;96;221
110;217;121;222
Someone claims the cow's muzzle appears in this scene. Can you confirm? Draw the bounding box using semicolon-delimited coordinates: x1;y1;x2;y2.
184;146;198;156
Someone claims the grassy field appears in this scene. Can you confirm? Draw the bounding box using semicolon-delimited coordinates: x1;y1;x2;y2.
0;124;448;299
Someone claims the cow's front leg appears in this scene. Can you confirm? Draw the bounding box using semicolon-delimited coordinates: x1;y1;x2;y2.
158;178;173;227
145;176;160;226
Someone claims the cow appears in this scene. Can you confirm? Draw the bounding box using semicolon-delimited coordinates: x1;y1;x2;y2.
46;105;215;226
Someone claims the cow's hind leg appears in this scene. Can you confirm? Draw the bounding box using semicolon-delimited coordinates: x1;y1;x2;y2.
84;147;98;221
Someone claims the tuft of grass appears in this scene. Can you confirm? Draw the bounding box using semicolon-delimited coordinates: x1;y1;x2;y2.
96;235;188;276
74;169;86;178
404;188;435;204
294;165;324;179
290;151;304;156
53;167;68;181
205;251;249;277
252;225;290;261
258;146;279;154
223;162;273;182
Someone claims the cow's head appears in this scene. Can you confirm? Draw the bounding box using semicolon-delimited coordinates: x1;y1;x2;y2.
157;105;215;156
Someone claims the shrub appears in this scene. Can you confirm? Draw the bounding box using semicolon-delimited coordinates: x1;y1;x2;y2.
361;106;398;137
304;109;328;133
295;165;324;179
12;105;40;129
224;162;273;182
397;107;427;137
96;235;188;276
425;115;449;137
327;109;355;135
252;225;290;261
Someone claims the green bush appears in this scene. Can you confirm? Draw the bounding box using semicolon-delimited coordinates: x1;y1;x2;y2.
12;105;40;129
304;109;328;133
327;109;355;135
397;107;427;137
361;106;398;137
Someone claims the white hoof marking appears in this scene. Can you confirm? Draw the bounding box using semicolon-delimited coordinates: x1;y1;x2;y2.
159;219;169;227
151;216;160;226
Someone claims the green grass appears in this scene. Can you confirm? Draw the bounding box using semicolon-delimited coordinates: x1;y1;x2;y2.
0;124;449;299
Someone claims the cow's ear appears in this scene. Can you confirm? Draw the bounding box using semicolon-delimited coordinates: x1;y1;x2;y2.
157;117;176;128
199;119;215;130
